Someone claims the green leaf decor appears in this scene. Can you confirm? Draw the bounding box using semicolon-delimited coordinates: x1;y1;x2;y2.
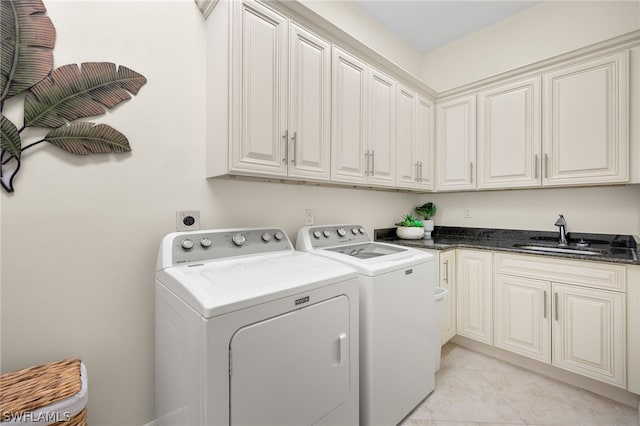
0;0;147;193
44;122;130;155
25;62;147;128
0;0;56;102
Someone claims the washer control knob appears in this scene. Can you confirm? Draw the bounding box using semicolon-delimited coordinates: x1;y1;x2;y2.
181;239;194;250
337;228;346;237
351;228;359;235
313;231;322;239
261;233;272;242
200;237;212;248
274;232;284;241
359;227;366;234
323;230;331;238
232;233;246;246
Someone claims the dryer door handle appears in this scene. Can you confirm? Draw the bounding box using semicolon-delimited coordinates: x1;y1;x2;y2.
338;333;347;367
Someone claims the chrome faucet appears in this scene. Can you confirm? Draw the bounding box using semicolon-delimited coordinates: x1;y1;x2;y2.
554;214;568;246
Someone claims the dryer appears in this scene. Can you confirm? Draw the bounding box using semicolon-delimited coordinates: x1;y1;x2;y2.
296;225;436;426
155;228;359;426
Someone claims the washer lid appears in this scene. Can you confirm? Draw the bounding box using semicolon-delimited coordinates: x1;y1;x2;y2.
156;251;357;318
309;242;433;276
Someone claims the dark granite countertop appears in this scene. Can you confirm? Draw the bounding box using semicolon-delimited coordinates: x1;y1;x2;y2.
374;226;639;265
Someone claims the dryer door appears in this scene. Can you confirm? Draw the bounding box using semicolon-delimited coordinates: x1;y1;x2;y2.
229;295;351;426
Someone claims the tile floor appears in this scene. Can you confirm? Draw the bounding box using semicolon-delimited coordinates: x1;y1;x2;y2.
400;343;639;426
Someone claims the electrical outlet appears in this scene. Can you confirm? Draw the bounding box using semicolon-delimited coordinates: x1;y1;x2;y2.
464;208;472;219
176;210;200;231
305;209;314;225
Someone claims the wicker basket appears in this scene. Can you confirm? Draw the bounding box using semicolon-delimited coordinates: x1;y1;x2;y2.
0;358;87;425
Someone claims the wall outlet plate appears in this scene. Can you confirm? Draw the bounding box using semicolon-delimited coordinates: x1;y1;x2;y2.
176;210;200;231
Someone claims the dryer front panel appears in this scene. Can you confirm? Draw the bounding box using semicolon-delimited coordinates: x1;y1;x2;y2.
229;295;351;426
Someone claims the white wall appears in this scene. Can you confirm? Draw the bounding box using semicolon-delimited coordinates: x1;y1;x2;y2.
416;185;640;235
298;0;423;78
421;1;640;92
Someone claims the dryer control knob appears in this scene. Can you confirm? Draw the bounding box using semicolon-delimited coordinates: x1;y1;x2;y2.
313;231;322;239
337;228;346;237
274;231;284;241
232;233;246;246
261;233;272;242
323;230;331;238
200;238;212;248
181;239;194;250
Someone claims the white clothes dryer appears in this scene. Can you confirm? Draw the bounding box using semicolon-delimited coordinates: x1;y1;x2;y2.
296;225;436;426
155;228;359;426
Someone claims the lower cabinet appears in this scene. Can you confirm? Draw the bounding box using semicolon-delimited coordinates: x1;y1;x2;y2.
456;250;493;345
494;253;626;388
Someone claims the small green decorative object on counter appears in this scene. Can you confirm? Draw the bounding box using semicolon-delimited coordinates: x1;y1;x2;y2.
395;214;425;239
415;202;436;239
415;202;436;220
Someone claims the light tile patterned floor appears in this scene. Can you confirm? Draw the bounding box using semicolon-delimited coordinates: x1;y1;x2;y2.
400;343;639;426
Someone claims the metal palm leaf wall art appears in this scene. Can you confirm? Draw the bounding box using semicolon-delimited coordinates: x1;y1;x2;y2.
0;0;147;193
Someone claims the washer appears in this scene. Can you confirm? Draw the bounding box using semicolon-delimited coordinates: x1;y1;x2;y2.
296;225;436;426
155;227;359;426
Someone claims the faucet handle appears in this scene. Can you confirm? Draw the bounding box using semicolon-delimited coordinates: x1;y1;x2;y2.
554;214;567;227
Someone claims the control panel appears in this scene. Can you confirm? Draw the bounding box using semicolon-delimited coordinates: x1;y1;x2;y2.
306;225;370;249
169;228;292;265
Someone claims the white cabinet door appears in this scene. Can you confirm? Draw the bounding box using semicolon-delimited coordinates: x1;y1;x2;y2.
477;77;541;189
543;52;629;185
440;250;456;344
552;283;626;387
416;96;435;190
368;68;397;187
287;24;331;181
494;274;551;363
396;88;435;190
436;94;477;191
396;85;417;189
231;0;288;176
331;47;368;184
456;249;492;344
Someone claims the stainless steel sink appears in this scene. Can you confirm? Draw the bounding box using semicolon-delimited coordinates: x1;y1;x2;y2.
512;244;607;256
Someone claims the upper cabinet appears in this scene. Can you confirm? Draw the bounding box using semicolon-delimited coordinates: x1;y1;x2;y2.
542;52;629;185
288;24;332;181
331;47;369;184
436;94;476;191
397;86;435;190
367;67;397;187
208;0;331;181
477;76;542;189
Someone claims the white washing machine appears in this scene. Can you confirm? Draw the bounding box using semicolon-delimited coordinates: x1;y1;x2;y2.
155;227;359;426
296;225;436;426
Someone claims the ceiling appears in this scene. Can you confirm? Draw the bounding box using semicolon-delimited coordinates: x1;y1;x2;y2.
353;1;540;54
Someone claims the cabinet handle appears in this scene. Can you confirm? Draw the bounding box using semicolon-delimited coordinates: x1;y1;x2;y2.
535;154;539;179
544;153;549;179
419;161;423;182
443;260;449;283
364;150;370;176
371;150;375;176
543;290;547;319
291;132;297;165
470;162;474;183
554;292;559;321
282;130;288;164
415;162;420;182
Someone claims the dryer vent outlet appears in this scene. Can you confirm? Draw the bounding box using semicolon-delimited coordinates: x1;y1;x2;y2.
176;210;200;231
